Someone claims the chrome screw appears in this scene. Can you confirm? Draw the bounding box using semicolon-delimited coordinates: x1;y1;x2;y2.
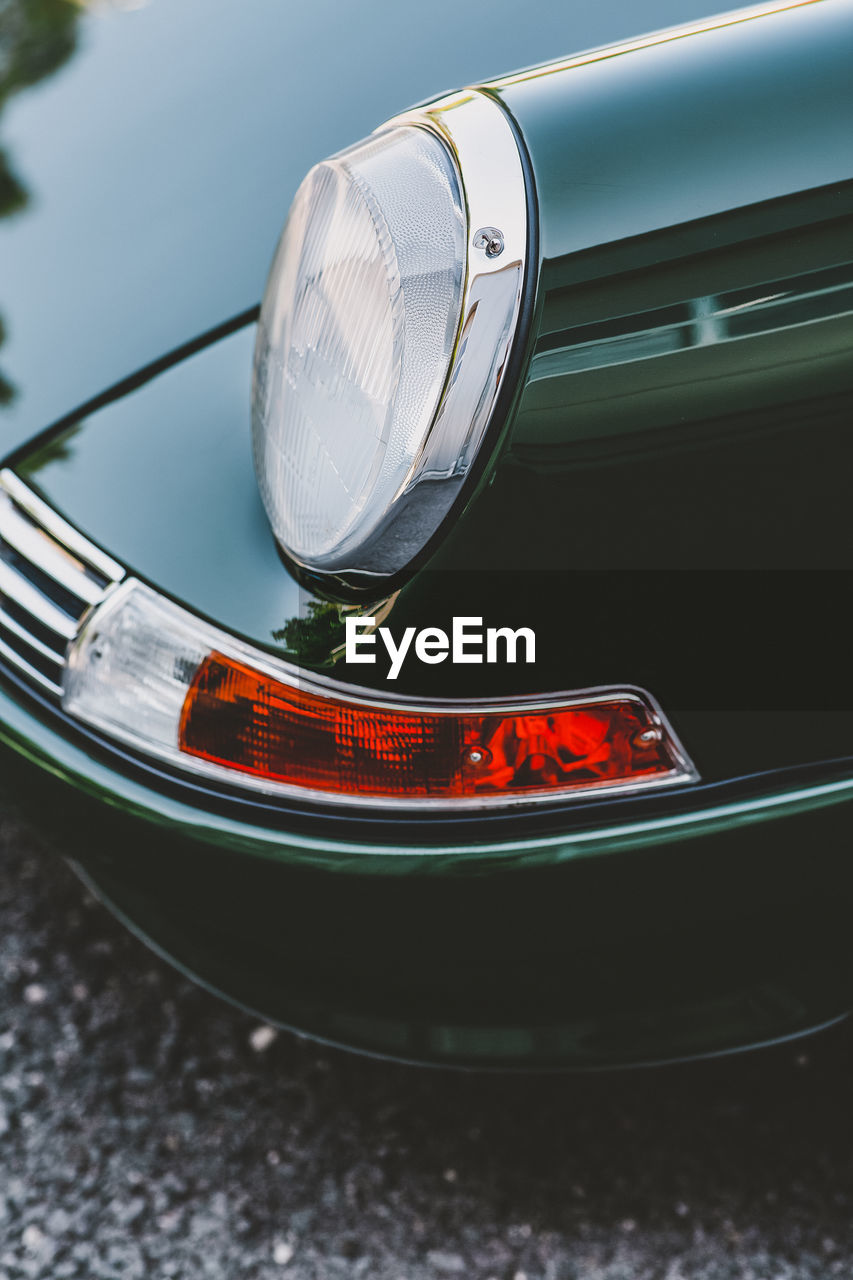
632;726;663;748
473;226;505;258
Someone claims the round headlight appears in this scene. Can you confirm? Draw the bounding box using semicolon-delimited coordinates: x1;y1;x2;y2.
252;91;528;580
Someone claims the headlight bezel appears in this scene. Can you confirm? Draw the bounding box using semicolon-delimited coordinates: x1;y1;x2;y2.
252;88;533;590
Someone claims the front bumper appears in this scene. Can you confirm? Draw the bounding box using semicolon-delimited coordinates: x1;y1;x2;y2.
4;668;853;1069
3;323;852;1068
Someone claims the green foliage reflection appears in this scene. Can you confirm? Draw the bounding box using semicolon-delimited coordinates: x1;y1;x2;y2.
0;0;80;403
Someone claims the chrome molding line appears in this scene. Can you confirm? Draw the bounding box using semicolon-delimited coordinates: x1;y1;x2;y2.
489;0;825;88
0;469;124;584
0;470;125;699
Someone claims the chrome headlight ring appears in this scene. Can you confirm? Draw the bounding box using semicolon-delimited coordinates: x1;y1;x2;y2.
252;89;530;583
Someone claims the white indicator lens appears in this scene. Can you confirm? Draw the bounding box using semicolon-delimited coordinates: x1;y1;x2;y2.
252;126;466;570
63;581;211;755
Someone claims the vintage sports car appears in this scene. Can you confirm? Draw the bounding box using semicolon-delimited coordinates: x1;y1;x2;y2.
1;0;851;1067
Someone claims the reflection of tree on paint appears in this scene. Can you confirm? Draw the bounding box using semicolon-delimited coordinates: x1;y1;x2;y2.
0;0;80;403
273;595;399;668
15;421;80;474
0;318;13;405
273;602;346;667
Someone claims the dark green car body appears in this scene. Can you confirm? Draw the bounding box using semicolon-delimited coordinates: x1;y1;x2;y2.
1;0;852;1067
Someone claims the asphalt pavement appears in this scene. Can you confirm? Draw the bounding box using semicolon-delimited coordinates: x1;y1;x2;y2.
3;808;853;1279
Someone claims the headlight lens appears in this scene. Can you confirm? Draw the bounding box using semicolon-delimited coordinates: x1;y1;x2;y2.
252;125;466;571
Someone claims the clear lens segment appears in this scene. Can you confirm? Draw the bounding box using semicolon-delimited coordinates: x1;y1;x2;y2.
63;581;213;756
252;125;466;571
63;580;697;810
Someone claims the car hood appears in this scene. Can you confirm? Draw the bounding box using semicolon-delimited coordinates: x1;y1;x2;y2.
0;0;725;458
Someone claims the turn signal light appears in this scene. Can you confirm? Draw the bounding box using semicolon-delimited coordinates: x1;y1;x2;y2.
179;652;692;805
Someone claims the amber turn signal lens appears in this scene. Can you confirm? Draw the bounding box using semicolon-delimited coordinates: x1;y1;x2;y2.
179;652;686;804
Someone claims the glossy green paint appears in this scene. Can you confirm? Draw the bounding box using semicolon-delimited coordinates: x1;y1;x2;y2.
425;0;853;775
3;676;853;1067
3;0;853;1066
435;0;853;572
5;676;853;873
13;2;853;783
15;327;304;651
18;325;853;782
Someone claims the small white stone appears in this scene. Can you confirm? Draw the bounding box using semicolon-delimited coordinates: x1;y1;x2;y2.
23;984;48;1006
21;1225;45;1252
250;1025;277;1052
273;1239;294;1266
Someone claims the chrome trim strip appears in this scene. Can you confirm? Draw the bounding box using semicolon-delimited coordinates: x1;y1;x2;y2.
0;603;66;665
0;471;126;701
337;90;528;577
0;469;125;585
340;97;525;578
0;490;103;606
0;558;79;641
345;90;527;577
489;0;824;88
0;634;63;697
